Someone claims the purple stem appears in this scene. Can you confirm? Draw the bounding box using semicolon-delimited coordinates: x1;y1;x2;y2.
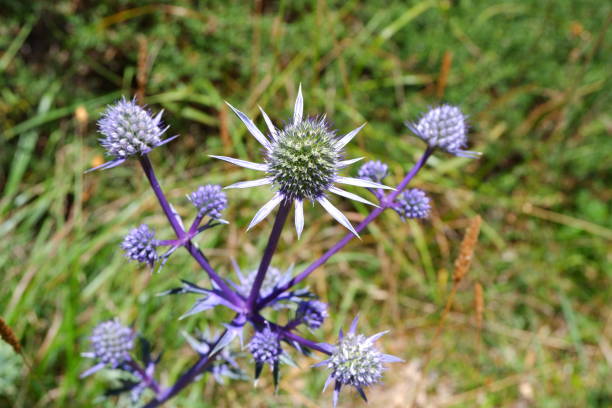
188;213;205;235
282;330;331;355
142;328;228;408
252;314;330;355
138;156;244;308
257;148;433;309
126;359;161;394
246;199;291;311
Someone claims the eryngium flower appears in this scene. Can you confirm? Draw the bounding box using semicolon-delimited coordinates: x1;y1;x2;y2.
248;326;282;365
315;316;402;408
394;189;431;220
357;160;389;183
212;85;392;237
81;319;135;378
406;105;480;158
90;98;177;171
188;184;228;219
121;224;159;267
296;300;328;329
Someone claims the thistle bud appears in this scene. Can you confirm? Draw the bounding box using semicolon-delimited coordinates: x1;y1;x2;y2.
121;224;159;266
296;300;328;329
88;319;135;368
395;189;431;220
247;327;282;365
187;185;228;219
407;105;480;158
357;160;389;183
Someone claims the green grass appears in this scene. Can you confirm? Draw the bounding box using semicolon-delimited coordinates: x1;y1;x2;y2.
1;0;610;407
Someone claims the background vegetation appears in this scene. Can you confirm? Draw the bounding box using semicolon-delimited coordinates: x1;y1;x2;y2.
1;0;610;407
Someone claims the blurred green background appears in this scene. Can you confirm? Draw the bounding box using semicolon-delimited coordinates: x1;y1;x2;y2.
1;0;610;407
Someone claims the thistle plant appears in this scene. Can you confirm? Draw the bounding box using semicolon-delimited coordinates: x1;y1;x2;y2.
83;87;479;407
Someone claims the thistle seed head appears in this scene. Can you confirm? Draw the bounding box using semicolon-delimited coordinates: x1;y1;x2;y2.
267;118;340;201
98;98;167;158
358;160;389;183
188;184;228;219
296;300;328;329
121;224;159;266
88;319;135;368
328;333;384;388
395;189;431;220
248;327;282;365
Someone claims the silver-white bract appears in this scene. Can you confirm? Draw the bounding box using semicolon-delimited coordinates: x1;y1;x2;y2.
213;85;393;237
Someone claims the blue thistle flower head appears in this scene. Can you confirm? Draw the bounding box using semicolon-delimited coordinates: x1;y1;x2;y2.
121;224;159;267
406;105;480;159
314;316;403;408
395;188;431;220
296;300;328;329
88;98;177;171
248;326;282;365
358;160;389;183
212;85;393;238
81;318;135;378
188;184;228;219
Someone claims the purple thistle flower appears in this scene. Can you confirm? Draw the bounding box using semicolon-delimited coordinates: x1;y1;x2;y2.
212;85;393;238
81;319;135;378
248;326;282;366
314;316;403;408
358;160;389;183
394;188;431;220
296;300;328;329
406;104;480;159
88;98;177;171
121;224;159;267
187;185;228;219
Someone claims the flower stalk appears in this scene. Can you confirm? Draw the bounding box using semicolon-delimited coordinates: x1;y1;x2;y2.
138;155;243;308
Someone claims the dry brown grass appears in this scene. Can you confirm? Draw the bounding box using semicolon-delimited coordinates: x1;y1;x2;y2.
0;316;21;354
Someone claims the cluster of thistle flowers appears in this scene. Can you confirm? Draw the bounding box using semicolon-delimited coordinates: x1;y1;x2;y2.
82;91;479;407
